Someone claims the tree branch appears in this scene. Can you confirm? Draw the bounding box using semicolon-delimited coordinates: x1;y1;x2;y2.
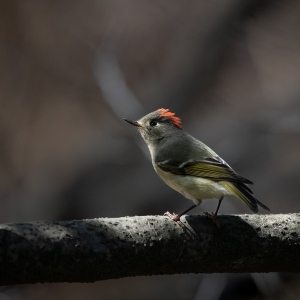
1;214;299;285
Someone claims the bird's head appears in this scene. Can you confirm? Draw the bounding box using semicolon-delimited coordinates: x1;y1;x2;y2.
124;108;182;144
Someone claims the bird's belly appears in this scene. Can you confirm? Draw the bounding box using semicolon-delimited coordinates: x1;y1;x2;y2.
154;167;228;205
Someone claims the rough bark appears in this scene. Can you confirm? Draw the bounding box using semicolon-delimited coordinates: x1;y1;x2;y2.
0;214;300;285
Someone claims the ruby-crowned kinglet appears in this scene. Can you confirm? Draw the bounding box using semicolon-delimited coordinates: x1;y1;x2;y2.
124;108;270;224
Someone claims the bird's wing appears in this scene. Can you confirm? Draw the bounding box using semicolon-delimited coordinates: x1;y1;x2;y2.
156;157;253;188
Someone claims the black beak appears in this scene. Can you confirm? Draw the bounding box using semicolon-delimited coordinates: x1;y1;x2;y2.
123;118;142;128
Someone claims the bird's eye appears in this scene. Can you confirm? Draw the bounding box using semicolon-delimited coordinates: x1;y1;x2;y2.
149;120;157;127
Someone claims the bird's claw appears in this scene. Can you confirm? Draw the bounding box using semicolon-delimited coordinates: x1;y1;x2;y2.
203;212;220;228
164;211;180;221
164;211;186;228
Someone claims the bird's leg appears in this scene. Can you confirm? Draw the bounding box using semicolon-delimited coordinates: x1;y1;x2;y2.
204;196;224;227
164;204;197;222
214;195;224;216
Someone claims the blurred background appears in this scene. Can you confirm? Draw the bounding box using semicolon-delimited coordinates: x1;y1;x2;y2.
0;0;300;299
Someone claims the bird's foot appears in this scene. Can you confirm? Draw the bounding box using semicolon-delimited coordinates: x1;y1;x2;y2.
203;212;220;228
164;211;181;221
164;211;186;228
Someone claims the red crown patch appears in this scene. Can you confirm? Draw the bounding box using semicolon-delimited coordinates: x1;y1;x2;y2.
157;108;182;129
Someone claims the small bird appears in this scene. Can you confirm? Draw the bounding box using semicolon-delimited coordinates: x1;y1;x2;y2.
124;108;270;224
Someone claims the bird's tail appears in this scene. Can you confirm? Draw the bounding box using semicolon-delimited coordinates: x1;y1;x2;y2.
220;182;271;213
